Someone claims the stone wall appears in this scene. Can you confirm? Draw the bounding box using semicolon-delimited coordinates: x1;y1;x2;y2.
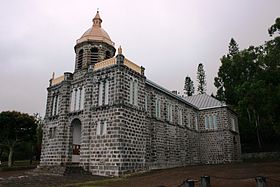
41;55;241;176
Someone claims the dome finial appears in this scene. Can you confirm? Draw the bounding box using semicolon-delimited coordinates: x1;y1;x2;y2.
92;10;102;27
118;45;122;54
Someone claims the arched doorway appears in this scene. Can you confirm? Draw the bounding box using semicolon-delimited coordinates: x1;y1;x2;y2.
71;119;81;163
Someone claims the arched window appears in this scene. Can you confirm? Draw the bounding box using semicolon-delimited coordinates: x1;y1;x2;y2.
105;51;111;59
77;49;83;70
90;47;99;64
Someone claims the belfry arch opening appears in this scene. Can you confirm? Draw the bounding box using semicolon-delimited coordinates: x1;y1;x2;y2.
105;51;111;59
90;47;99;64
71;118;81;163
77;49;84;70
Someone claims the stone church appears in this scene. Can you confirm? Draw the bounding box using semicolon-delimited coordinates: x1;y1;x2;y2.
40;11;241;176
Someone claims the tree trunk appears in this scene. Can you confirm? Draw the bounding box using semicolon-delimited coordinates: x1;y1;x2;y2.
8;146;14;167
254;110;262;149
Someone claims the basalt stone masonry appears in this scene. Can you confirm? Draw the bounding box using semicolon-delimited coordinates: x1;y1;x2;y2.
39;11;241;176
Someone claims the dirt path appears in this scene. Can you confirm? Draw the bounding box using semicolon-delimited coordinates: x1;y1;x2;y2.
1;161;280;187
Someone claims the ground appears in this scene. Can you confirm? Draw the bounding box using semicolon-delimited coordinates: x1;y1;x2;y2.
1;161;280;187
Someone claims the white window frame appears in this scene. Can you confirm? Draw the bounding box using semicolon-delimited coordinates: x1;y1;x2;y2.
129;79;134;105
98;82;103;106
231;118;236;131
133;80;138;106
129;78;138;106
104;80;109;105
205;115;209;129
70;89;75;112
178;109;182;125
96;121;107;136
75;88;80;111
155;98;161;118
213;114;218;129
169;105;173;122
195;114;198;130
80;86;85;110
209;115;213;129
145;95;148;111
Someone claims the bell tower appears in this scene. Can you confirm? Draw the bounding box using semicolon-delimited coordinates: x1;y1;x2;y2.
74;11;116;71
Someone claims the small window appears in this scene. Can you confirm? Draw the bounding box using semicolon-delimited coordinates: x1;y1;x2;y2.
167;104;173;122
204;114;218;130
213;114;217;129
104;80;109;105
51;94;59;116
178;109;183;125
96;121;107;136
133;80;138;106
204;116;209;129
80;87;85;110
129;78;138;106
145;95;148;111
231;118;236;131
187;113;191;128
98;82;103;106
195;115;198;130
49;127;56;139
155;98;161;118
77;49;84;69
129;79;134;104
209;115;213;129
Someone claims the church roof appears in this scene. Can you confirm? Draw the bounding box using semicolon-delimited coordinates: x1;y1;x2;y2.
146;79;197;109
183;94;226;110
146;80;227;110
76;11;114;46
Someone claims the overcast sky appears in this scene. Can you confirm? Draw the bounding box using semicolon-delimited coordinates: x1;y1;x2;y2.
0;0;279;116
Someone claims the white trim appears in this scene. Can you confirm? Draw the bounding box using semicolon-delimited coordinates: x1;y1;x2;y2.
96;121;101;135
104;80;109;105
129;79;133;104
98;82;103;106
80;86;85;110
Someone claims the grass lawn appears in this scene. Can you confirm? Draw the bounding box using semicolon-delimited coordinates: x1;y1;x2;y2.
1;160;280;187
0;160;39;171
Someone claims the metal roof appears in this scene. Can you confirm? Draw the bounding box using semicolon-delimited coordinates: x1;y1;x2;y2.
145;80;227;110
183;94;226;110
145;79;197;109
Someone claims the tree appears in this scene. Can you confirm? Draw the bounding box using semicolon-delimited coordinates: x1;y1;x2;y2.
197;63;206;94
229;38;239;56
184;76;194;96
34;113;43;161
214;18;280;151
0;111;37;167
214;77;225;101
268;17;280;36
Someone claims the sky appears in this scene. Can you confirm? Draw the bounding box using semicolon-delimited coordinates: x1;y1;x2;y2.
0;0;279;116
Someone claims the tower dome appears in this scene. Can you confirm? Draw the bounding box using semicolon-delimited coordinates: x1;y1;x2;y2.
76;11;114;46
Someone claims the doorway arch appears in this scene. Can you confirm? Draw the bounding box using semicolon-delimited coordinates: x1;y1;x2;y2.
71;118;81;163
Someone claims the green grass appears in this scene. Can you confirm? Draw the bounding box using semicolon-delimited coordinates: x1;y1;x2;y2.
0;160;39;171
64;177;126;187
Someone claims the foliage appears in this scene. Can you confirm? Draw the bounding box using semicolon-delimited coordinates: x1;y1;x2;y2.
34;113;43;160
214;18;280;152
0;111;37;167
184;76;194;96
268;17;280;36
197;63;206;94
